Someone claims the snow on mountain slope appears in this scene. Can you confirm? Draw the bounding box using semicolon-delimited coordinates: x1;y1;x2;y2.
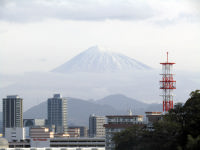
52;46;152;73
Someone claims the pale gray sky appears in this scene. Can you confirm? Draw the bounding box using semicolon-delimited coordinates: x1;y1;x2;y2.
0;0;200;74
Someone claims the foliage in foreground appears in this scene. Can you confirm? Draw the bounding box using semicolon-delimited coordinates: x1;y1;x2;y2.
113;90;200;150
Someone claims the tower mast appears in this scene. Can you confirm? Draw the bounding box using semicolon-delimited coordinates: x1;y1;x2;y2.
160;52;176;112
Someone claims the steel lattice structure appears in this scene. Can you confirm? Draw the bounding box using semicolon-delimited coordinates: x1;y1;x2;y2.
160;52;176;112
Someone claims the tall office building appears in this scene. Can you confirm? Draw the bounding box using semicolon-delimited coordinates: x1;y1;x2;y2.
48;94;67;133
89;114;105;137
3;95;23;134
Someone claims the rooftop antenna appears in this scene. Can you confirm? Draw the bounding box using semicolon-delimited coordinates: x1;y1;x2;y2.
128;109;133;116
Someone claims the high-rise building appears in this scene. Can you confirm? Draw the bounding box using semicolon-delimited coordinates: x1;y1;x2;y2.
3;95;23;134
47;94;67;134
89;114;105;137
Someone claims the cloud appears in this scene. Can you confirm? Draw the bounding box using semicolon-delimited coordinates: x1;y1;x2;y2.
0;0;155;22
0;0;199;23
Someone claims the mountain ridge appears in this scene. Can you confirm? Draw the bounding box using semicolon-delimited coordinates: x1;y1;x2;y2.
23;94;162;126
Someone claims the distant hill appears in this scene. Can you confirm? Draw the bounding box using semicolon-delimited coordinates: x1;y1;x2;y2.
96;94;162;114
96;94;148;113
24;97;124;126
23;94;162;127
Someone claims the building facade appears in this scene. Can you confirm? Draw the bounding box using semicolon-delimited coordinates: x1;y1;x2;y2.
23;119;46;127
4;147;105;150
67;127;80;137
5;128;25;142
89;115;105;137
30;127;54;139
68;126;88;137
47;94;67;134
145;112;162;124
3;95;23;135
104;115;144;150
50;137;105;148
145;112;162;131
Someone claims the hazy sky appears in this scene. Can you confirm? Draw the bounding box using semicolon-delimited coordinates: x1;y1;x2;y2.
0;0;200;74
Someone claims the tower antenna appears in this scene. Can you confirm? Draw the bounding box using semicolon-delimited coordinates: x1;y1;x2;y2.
160;52;176;112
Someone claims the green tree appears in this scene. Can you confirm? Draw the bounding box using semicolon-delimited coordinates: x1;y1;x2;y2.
184;90;200;137
113;125;144;150
186;135;200;150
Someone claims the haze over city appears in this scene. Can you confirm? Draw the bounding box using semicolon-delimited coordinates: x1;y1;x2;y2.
0;0;200;110
0;1;200;150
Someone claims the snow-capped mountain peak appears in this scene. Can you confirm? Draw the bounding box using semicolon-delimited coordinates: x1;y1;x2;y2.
52;46;152;73
92;45;110;52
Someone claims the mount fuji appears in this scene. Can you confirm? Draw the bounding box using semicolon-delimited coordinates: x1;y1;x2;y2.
52;46;151;73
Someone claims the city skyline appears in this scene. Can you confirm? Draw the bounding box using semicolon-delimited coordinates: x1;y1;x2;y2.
0;0;199;122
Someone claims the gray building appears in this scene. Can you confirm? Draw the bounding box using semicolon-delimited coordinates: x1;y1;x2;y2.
89;114;105;137
47;94;67;134
3;95;23;134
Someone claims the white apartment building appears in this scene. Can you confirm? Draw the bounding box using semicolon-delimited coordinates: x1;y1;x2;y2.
5;127;25;142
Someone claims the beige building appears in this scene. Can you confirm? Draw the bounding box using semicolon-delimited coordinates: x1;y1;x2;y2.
89;115;106;137
0;138;9;148
67;127;80;137
30;127;54;148
30;127;54;138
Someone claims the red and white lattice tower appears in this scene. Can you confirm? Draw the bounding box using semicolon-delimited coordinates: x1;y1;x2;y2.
160;52;176;112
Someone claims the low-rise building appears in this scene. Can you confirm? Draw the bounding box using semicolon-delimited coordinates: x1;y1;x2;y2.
50;137;105;148
0;148;105;150
5;128;26;142
8;140;30;148
67;127;80;137
30;127;54;138
29;137;105;148
0;137;9;148
104;115;144;150
68;126;88;137
145;112;162;131
23;119;47;138
145;112;162;124
30;127;54;147
23;119;46;127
